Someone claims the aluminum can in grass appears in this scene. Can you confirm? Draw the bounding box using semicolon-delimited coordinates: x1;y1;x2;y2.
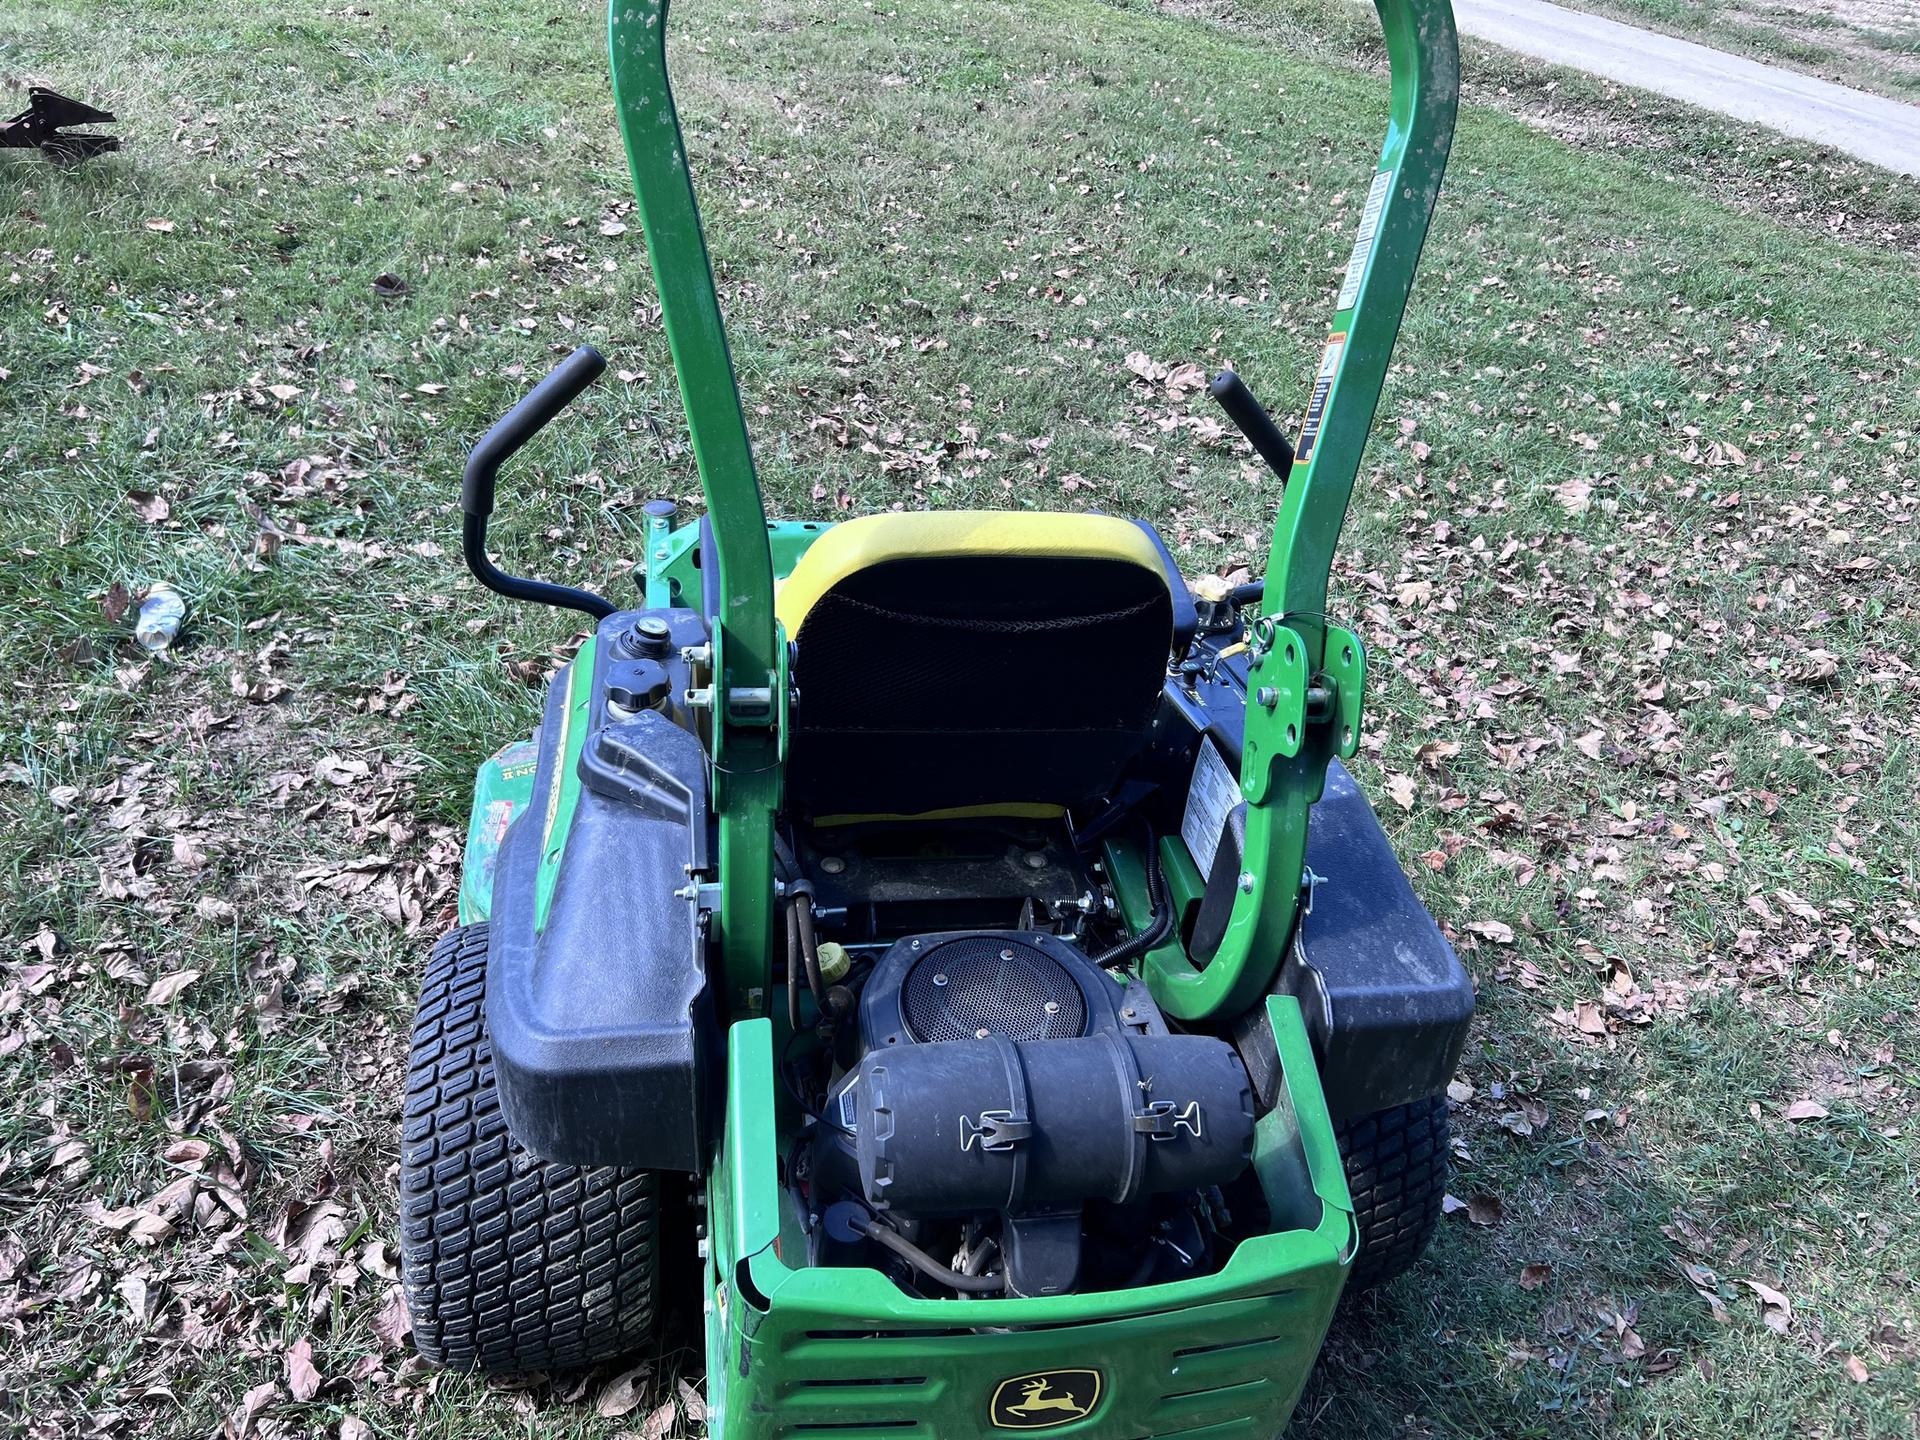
134;583;187;652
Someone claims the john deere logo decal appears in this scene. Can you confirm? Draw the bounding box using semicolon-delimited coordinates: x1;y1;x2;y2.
989;1369;1101;1429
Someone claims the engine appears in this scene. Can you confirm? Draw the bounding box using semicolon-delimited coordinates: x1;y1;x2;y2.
804;930;1256;1298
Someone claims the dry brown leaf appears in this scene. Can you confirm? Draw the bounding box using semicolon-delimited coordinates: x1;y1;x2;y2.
1384;773;1416;811
226;1380;279;1440
126;490;171;524
676;1378;708;1423
1519;1263;1552;1290
286;1337;322;1401
146;970;202;1005
596;1361;654;1418
1843;1354;1870;1383
1742;1278;1792;1335
371;1286;411;1350
1783;1098;1829;1122
1467;919;1514;945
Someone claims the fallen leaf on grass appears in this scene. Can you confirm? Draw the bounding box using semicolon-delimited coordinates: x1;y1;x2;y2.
226;1380;279;1440
1783;1098;1829;1121
286;1337;322;1400
370;272;409;298
596;1361;654;1418
81;1201;174;1245
1676;1259;1730;1323
618;1399;679;1440
1466;919;1514;945
143;218;175;233
1553;477;1592;514
1742;1278;1792;1335
146;970;201;1005
1843;1354;1870;1383
126;490;171;524
1384;773;1416;811
1519;1263;1552;1289
677;1378;708;1423
371;1286;411;1350
1443;1193;1502;1226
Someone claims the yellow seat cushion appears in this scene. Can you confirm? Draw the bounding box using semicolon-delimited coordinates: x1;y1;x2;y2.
775;510;1167;637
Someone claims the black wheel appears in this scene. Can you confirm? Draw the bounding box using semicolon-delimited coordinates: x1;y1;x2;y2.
399;922;661;1372
1335;1094;1449;1292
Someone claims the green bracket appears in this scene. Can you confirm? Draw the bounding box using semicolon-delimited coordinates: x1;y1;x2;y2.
1145;0;1457;1023
1241;618;1312;801
1323;624;1366;760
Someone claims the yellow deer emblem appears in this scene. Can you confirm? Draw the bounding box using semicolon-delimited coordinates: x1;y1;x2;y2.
989;1369;1101;1429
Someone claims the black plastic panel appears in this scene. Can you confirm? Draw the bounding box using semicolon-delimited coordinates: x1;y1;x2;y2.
485;609;716;1173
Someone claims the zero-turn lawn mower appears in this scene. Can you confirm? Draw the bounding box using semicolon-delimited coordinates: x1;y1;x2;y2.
398;0;1472;1434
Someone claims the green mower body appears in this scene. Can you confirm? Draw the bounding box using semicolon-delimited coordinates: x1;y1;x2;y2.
401;1;1471;1434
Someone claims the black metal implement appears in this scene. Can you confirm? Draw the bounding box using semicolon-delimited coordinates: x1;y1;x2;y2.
1209;369;1296;479
461;345;617;621
1;87;120;162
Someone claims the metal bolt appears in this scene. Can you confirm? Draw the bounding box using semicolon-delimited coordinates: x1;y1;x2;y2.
976;1028;992;1040
1022;851;1048;870
1239;871;1257;893
1122;1006;1137;1020
1043;1000;1060;1015
932;973;949;988
909;938;921;951
1000;948;1015;961
820;856;846;875
1256;686;1279;708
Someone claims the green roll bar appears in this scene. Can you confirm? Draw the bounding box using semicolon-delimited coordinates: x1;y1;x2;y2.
609;0;1459;1019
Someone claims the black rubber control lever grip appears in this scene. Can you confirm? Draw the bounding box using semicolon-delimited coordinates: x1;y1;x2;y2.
1209;369;1296;479
460;346;616;620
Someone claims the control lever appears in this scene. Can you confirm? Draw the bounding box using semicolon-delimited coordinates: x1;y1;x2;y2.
461;345;616;620
1209;370;1295;479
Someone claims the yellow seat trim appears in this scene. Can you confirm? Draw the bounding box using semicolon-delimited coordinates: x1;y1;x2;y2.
774;510;1168;635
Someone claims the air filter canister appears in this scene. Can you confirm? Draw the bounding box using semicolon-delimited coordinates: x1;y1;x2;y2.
851;1031;1254;1216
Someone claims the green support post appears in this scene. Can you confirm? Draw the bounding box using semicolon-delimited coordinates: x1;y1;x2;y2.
1145;0;1459;1020
611;0;781;1009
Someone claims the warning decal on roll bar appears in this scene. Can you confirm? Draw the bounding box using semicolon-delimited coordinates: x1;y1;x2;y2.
1335;169;1394;312
1181;737;1240;881
1293;331;1345;468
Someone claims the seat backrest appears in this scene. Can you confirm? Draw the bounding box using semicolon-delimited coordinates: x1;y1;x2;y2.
776;512;1176;821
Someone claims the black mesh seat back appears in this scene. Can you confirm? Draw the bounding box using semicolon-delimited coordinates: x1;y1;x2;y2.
787;554;1172;818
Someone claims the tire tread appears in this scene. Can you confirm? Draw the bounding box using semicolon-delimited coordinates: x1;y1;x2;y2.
399;923;659;1372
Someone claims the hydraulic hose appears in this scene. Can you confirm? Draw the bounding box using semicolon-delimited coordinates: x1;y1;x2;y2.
1095;829;1176;971
851;1216;1005;1295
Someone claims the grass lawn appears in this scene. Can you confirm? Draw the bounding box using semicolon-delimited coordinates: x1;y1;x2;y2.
2;0;1917;1436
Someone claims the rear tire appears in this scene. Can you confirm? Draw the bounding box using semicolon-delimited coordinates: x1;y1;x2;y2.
399;923;661;1372
1336;1094;1449;1292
